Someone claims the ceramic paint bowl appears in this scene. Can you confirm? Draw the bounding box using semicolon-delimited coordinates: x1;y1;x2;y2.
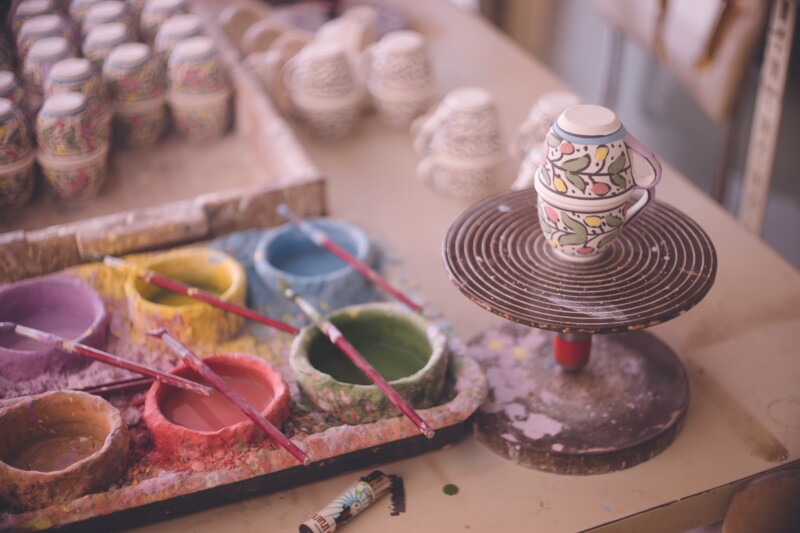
0;276;109;380
253;218;378;319
103;42;165;103
37;142;109;203
144;353;291;460
82;22;134;71
291;303;450;424
167;36;229;95
168;88;231;141
154;13;203;62
125;247;247;345
0;390;130;512
140;0;189;45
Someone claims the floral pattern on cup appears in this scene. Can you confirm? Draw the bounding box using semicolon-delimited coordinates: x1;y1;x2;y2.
154;14;203;62
113;105;166;147
16;14;72;61
0;154;35;209
38;145;109;202
168;37;229;95
11;0;58;37
169;94;231;141
103;43;166;102
82;1;133;38
36;92;108;156
0;101;34;165
45;58;111;128
140;0;189;44
23;36;77;99
82;22;134;71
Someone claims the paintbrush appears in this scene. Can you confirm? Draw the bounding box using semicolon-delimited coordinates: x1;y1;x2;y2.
276;204;423;314
281;284;435;439
0;322;212;396
148;328;311;466
96;254;299;335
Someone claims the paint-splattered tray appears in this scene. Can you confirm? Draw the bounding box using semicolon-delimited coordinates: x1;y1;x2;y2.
0;229;487;532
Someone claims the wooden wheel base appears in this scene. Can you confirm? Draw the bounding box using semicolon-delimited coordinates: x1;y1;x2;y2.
467;323;688;475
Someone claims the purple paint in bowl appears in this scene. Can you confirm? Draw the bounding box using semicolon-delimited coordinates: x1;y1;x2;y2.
0;276;109;380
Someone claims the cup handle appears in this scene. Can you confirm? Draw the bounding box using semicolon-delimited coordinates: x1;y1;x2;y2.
279;56;298;99
412;109;444;156
624;133;662;189
357;43;374;87
623;187;654;224
509;118;535;160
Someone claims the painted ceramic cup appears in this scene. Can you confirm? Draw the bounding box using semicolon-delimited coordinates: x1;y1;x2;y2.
0;391;129;512
23;36;77;107
412;87;504;165
253;218;378;320
291;302;450;424
0;72;26;110
81;22;134;71
16;14;72;61
0;275;109;380
68;0;106;26
538;104;661;202
10;0;57;37
316;5;377;69
112;96;166;147
36;92;107;155
510;91;582;161
0;152;36;209
45;57;111;130
82;0;133;37
154;13;203;62
144;353;291;461
124;247;247;346
167;36;229;95
139;0;189;45
103;42;165;103
416;156;496;200
168;89;231;141
37;142;109;203
0;98;34;165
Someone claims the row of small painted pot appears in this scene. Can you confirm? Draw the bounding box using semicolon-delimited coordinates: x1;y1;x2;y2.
0;220;447;512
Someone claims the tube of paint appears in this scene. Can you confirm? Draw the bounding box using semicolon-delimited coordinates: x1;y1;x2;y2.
299;470;402;533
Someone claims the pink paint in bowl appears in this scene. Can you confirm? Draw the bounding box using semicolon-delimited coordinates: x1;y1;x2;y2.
0;276;109;380
144;353;291;461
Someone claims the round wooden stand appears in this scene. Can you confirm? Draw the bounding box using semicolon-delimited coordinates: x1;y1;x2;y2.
443;189;716;474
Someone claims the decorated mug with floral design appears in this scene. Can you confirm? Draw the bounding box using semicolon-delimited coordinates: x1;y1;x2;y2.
537;104;661;202
0;98;33;165
103;42;166;103
36;92;107;156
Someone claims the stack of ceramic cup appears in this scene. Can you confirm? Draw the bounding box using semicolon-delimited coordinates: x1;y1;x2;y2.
154;13;203;62
16;14;73;62
35;91;110;203
510;91;581;190
0;72;27;111
45;57;111;131
140;0;189;45
23;36;77;112
103;42;166;147
364;30;434;129
82;1;134;37
10;0;59;38
82;21;134;71
68;0;106;30
166;36;231;141
0;98;36;209
281;40;364;139
412;87;505;199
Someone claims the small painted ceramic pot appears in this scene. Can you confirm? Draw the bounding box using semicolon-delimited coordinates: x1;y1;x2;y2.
82;0;133;37
125;247;247;346
144;353;291;461
535;184;653;262
0;390;129;512
168;89;231;141
112;96;166;147
68;0;106;27
37;142;109;203
253;218;378;320
417;155;496;199
0;275;109;379
291;302;450;424
45;57;111;129
139;0;189;45
22;36;77;106
412;87;504;165
9;0;58;37
36;92;108;155
167;36;229;95
153;13;203;62
16;14;72;62
0;152;35;209
0;98;34;165
81;21;134;71
539;104;661;202
103;42;165;103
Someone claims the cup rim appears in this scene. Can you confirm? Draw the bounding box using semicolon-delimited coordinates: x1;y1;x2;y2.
0;151;36;173
534;179;637;211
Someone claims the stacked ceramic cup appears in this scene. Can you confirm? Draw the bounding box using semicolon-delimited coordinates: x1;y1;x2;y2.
510;90;581;190
82;1;134;37
68;0;106;30
0;72;27;111
103;42;166;147
45;57;111;132
140;0;189;45
281;40;364;139
82;21;134;71
10;0;59;37
23;36;77;112
412;87;505;199
166;36;231;141
363;30;434;129
154;13;203;63
16;14;73;62
35;91;110;203
0;98;36;209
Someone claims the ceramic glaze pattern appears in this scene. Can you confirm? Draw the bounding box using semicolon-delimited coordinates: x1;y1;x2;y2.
113;105;166;147
430;107;503;160
290;54;357;101
44;66;111;128
139;0;189;44
0;159;35;209
0;106;34;165
170;98;230;141
23;39;77;99
0;73;25;110
16;16;72;61
540;128;632;201
167;53;229;95
537;196;629;258
40;149;108;200
36;96;106;155
417;158;494;199
82;23;134;71
371;49;431;93
104;53;165;102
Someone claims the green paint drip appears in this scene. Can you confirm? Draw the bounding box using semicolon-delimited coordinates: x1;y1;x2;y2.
443;484;459;496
